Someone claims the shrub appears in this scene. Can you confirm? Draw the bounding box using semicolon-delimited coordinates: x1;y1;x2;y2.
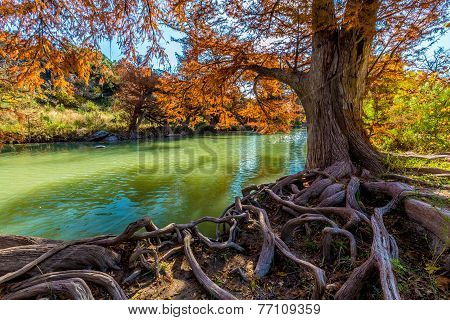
364;71;449;153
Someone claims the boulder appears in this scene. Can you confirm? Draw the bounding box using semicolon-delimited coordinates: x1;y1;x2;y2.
103;134;119;143
87;130;109;141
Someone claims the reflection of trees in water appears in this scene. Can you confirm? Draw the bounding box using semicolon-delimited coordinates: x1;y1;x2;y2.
229;135;259;197
228;130;307;197
176;174;233;216
0;167;165;239
0;131;308;239
287;130;307;174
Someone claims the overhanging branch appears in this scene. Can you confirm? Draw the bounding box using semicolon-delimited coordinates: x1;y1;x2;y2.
245;65;307;96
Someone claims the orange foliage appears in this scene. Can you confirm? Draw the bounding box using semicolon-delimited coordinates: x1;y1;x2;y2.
155;0;446;132
1;0;447;133
0;30;103;91
157;57;302;132
0;0;170;90
114;59;164;137
242;78;302;133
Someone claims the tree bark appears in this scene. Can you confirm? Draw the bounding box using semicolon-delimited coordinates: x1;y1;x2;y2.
300;0;383;173
128;108;140;140
128;105;146;140
250;0;384;173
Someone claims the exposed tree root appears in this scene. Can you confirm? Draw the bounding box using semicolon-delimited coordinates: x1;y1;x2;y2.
281;214;339;242
387;152;450;161
242;204;327;299
3;278;95;300
183;231;237;300
318;183;345;202
0;161;448;300
403;167;450;176
294;178;333;205
8;270;126;300
322;227;357;265
404;199;449;244
0;243;120;282
318;190;346;207
0;235;60;250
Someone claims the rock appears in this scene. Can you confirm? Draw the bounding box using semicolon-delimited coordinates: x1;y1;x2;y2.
103;134;119;143
87;130;109;141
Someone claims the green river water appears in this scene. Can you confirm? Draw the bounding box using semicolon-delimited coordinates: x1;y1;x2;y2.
0;130;307;240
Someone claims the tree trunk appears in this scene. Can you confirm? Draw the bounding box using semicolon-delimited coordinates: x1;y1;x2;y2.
299;1;383;173
128;108;143;140
247;1;383;173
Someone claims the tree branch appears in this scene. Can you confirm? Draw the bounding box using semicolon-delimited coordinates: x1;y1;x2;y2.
246;65;306;95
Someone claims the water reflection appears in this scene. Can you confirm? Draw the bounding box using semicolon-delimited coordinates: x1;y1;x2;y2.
0;130;307;239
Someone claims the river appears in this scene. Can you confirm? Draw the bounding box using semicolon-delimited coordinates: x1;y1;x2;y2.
0;130;307;239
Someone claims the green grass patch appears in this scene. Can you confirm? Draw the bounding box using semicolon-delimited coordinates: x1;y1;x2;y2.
384;154;450;186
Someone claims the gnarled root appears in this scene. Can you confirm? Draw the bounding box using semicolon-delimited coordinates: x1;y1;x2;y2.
3;278;94;300
266;162;448;299
243;205;327;299
335;213;400;300
183;231;237;300
0;212;247;300
281;214;339;242
322;227;357;265
0;161;448;300
404;199;449;244
0;244;121;279
8;270;126;300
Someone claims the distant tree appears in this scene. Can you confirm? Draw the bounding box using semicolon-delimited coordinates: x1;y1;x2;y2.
114;60;165;139
364;56;449;153
364;55;406;136
157;69;245;131
0;0;165;90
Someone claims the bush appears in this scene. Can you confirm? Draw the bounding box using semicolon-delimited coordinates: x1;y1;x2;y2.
364;71;449;154
80;100;99;112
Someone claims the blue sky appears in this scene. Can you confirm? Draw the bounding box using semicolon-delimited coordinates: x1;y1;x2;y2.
99;26;183;70
99;27;450;71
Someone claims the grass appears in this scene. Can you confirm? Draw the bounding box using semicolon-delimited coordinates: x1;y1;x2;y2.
391;258;409;277
159;262;169;275
384;154;450;186
0;87;132;144
303;238;319;251
385;154;450;171
0;104;128;144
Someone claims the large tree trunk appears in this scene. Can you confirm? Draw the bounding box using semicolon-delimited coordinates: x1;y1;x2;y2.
300;0;383;173
250;1;383;173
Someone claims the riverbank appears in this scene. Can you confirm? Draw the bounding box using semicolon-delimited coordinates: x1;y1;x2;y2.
0;102;266;146
0;129;271;156
0;93;297;145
